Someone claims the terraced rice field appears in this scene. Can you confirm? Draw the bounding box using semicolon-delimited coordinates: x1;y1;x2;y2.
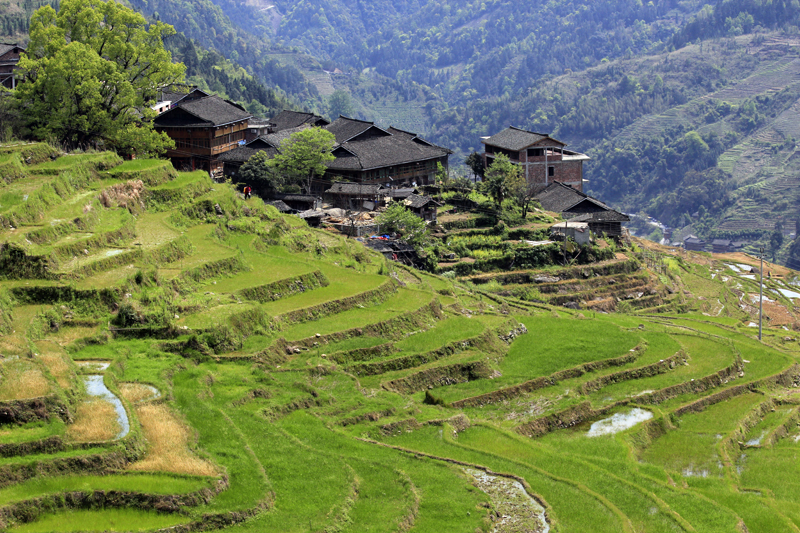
2;146;800;532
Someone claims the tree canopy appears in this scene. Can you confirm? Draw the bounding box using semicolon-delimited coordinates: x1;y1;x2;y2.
14;0;185;154
481;154;520;211
376;202;428;247
267;127;336;195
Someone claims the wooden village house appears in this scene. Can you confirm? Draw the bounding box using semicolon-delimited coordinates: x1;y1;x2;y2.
153;94;252;176
535;182;629;237
0;43;24;89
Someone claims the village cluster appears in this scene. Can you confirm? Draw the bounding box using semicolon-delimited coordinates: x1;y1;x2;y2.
146;85;632;242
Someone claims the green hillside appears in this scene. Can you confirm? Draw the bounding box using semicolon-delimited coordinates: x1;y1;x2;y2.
2;145;800;532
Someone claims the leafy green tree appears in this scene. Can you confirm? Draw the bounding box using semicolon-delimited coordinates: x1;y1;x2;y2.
464;151;485;180
14;0;185;154
239;151;282;191
376;202;428;247
267;127;336;195
482;153;520;211
327;89;354;119
435;161;449;187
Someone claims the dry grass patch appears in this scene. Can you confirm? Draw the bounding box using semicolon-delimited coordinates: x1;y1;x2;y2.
38;348;75;389
128;404;216;476
0;363;50;400
119;383;160;403
67;399;120;442
45;325;100;346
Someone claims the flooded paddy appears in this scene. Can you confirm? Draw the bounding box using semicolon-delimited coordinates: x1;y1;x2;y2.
587;408;653;437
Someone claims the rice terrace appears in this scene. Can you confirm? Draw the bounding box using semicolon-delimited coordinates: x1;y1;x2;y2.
5;144;800;532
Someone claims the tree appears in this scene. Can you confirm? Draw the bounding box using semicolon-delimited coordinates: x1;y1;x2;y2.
464;151;485;181
482;153;520;211
14;0;185;155
239;151;282;192
505;165;537;219
327;89;354;119
376;202;428;247
267;127;336;194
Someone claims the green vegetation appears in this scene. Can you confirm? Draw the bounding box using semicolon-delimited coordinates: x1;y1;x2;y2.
2;148;800;533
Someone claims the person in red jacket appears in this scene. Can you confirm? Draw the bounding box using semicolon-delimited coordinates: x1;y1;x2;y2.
243;185;252;200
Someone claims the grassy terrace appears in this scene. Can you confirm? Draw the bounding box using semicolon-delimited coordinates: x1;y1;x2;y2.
4;148;800;532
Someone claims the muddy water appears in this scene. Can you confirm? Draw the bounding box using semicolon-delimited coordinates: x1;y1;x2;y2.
587;408;653;437
84;375;130;439
466;468;549;533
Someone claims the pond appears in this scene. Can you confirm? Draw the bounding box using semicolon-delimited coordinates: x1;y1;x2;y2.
587;408;653;437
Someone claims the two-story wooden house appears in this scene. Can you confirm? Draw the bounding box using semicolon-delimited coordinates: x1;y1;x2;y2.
482;126;589;192
153;95;252;175
0;43;24;89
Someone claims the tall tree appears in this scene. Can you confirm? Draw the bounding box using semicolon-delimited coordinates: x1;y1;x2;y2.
267;127;336;195
14;0;185;154
327;89;354;119
464;151;485;181
482;153;520;211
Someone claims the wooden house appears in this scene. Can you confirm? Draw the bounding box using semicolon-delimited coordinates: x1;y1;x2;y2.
482;126;588;192
154;95;252;176
535;182;629;237
324;182;386;211
323;117;451;191
402;194;440;222
0;43;24;89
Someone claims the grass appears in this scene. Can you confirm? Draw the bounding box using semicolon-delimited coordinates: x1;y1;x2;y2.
128;404;217;477
0;359;51;401
0;473;213;505
118;383;160;403
431;314;641;403
8;509;189;533
66;399;120;442
8;157;800;532
643;393;765;476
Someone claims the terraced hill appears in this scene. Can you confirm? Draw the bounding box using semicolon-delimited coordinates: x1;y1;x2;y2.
3;144;800;532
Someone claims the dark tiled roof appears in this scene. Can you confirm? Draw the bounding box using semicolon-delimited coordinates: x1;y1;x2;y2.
563;197;613;214
327;134;449;171
270;110;329;132
0;43;22;58
483;126;564;151
685;237;705;244
386;188;417;198
535;182;587;213
325;182;385;195
217;144;277;163
568;210;629;223
260;126;307;147
404;194;439;209
325;116;389;144
156;95;251;127
266;200;291;212
712;239;731;246
274;194;318;202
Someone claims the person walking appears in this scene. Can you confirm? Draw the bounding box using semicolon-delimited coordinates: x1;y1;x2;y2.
243;185;252;200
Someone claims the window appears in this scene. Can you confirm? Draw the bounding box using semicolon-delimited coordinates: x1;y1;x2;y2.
528;148;544;157
548;166;555;177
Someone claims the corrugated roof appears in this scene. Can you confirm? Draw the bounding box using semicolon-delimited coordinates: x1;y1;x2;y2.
482;126;564;151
